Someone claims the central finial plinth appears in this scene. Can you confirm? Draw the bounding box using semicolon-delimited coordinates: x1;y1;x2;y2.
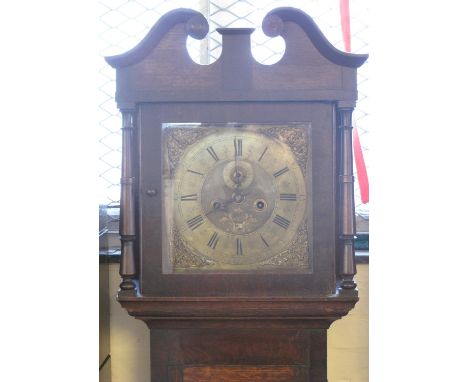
216;28;255;90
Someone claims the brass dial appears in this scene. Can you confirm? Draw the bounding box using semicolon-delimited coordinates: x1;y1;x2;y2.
166;125;307;270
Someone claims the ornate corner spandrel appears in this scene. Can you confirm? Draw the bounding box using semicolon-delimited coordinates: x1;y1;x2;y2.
258;124;309;177
163;125;214;177
259;220;309;269
172;227;216;269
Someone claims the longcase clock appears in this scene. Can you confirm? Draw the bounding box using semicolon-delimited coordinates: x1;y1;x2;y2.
106;7;367;382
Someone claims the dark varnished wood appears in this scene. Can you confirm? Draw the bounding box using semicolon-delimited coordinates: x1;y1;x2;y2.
337;108;357;290
118;110;138;293
263;8;368;68
105;9;208;69
106;8;366;108
105;6;367;381
151;329;327;382
118;296;357;329
138;102;336;297
182;366;303;382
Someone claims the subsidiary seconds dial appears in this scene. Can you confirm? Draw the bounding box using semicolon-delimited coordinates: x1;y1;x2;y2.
172;127;307;267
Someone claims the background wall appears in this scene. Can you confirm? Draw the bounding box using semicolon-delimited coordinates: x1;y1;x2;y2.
105;263;368;382
328;264;369;382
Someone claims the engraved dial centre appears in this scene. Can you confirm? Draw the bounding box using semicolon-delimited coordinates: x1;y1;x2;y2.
201;159;276;235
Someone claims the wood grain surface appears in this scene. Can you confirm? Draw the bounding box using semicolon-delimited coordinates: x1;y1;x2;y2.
183;365;304;382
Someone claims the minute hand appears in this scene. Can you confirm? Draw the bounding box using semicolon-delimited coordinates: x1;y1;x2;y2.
205;191;250;217
234;139;242;187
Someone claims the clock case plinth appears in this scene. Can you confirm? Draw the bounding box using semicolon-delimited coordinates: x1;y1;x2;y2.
106;7;367;382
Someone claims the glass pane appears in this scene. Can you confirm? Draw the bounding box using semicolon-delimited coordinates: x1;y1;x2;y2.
161;123;311;273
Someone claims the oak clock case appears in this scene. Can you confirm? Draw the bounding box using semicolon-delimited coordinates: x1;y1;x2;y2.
162;123;310;273
105;6;367;382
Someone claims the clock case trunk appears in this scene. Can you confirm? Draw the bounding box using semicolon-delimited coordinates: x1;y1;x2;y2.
105;7;367;382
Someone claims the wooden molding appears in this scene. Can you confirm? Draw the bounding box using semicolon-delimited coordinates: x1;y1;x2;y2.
105;9;208;69
117;296;358;329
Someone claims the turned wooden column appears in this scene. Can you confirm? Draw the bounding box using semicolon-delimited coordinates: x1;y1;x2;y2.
337;105;357;291
119;109;137;295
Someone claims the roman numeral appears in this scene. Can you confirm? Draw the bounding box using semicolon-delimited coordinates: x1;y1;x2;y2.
236;238;243;256
273;214;290;230
206;146;219;162
260;234;269;248
273;166;289;178
207;232;220;250
280;193;297;201
187;169;204;176
258;146;268;162
180;193;198;201
186;215;204;231
234;138;242;156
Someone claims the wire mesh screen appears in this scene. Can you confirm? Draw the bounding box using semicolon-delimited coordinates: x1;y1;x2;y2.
98;0;369;231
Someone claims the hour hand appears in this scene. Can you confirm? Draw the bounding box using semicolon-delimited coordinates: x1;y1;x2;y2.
205;199;228;216
206;191;248;216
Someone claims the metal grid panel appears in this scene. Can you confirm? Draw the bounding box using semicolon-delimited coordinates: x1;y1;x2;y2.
348;0;370;224
98;0;198;208
98;0;369;227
